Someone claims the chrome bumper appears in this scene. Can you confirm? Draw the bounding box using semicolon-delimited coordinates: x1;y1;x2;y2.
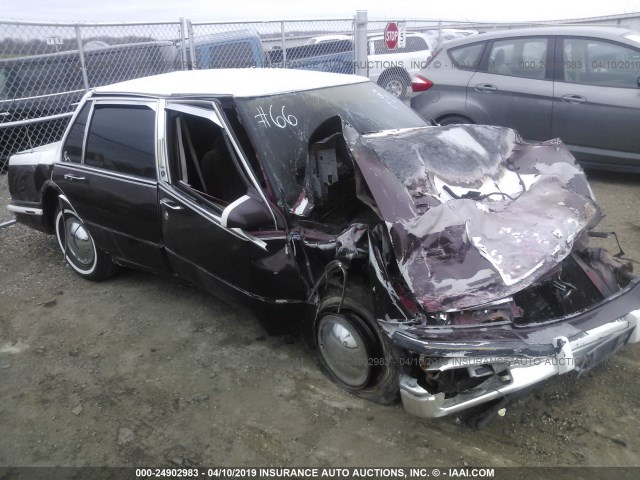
399;309;640;418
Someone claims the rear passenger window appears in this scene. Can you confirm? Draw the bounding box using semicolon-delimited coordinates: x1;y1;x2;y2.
85;104;156;179
62;102;91;164
487;38;548;80
449;43;485;70
562;38;640;88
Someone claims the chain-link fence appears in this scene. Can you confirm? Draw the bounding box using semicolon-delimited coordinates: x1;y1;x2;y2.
0;17;365;222
2;12;639;223
0;20;184;222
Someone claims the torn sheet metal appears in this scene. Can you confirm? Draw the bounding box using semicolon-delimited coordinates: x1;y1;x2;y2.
348;124;602;311
335;223;368;263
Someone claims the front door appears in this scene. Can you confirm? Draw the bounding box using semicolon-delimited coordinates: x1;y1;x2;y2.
158;101;305;303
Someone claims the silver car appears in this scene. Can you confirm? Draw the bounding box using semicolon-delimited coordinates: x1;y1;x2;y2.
410;26;640;172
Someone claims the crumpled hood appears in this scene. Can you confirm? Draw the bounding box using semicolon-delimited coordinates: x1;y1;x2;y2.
347;124;601;312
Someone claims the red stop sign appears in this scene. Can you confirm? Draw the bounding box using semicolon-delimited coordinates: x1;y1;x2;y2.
384;22;399;50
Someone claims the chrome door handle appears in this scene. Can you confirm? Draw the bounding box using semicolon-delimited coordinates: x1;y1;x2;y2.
160;198;183;210
475;83;497;92
561;94;587;104
63;173;86;181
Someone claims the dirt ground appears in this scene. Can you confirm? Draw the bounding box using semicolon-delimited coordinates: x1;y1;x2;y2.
0;170;639;468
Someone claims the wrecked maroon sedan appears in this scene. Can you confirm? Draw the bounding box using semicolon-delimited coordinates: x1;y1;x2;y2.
7;69;640;422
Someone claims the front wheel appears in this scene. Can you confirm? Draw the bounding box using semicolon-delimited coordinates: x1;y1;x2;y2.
54;206;116;281
313;285;400;405
436;114;474;126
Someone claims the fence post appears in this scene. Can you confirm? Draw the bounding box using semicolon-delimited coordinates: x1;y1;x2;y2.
354;10;368;77
74;26;90;91
179;17;188;70
280;21;287;68
187;19;197;70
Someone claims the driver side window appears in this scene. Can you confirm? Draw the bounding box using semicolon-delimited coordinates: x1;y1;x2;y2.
166;109;248;209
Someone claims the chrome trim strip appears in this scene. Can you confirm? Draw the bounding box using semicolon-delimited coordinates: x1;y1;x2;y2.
252;235;287;241
221;195;250;228
157;99;167;182
91;98;158;110
7;205;43;216
57;194;79;216
628;310;640;344
0;219;17;228
165;103;221;127
81;100;94;163
61;163;157;187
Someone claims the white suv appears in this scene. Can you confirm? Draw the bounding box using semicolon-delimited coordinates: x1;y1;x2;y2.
306;32;434;99
367;32;434;99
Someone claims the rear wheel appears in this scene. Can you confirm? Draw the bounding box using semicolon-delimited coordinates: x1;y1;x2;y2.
54;206;116;281
437;114;474;126
313;284;399;405
378;71;408;100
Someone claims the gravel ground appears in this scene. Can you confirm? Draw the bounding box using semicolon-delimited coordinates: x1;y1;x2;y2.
0;170;639;468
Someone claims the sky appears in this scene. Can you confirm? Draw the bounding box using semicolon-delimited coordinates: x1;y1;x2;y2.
1;0;640;23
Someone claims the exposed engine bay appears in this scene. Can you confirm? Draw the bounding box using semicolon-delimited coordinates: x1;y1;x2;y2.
292;121;640;421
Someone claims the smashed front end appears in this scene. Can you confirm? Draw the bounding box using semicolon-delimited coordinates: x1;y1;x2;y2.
329;123;640;418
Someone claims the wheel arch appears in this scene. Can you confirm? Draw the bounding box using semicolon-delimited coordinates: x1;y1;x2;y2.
435;113;476;125
40;181;63;234
411;93;476;124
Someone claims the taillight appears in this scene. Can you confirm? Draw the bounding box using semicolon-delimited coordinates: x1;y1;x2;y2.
412;75;433;92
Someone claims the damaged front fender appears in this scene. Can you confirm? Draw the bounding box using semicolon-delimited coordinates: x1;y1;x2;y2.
348;124;601;312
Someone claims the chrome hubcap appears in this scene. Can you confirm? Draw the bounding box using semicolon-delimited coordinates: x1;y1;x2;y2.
317;314;371;388
64;217;95;267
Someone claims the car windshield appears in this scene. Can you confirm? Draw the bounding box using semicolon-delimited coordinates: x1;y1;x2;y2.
236;82;426;207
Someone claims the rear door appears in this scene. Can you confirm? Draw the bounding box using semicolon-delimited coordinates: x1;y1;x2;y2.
466;36;554;141
551;36;640;168
52;99;167;272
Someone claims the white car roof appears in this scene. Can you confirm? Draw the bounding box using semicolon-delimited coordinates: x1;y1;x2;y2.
92;69;369;98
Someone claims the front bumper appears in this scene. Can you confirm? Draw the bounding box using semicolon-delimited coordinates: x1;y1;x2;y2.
397;305;640;418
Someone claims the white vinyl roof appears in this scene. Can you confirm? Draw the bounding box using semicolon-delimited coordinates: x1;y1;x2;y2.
93;69;369;98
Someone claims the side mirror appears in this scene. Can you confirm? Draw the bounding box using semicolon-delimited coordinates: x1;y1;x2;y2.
221;193;272;230
637;76;640;88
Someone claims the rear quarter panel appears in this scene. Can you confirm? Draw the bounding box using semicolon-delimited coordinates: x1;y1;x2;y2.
410;54;479;122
